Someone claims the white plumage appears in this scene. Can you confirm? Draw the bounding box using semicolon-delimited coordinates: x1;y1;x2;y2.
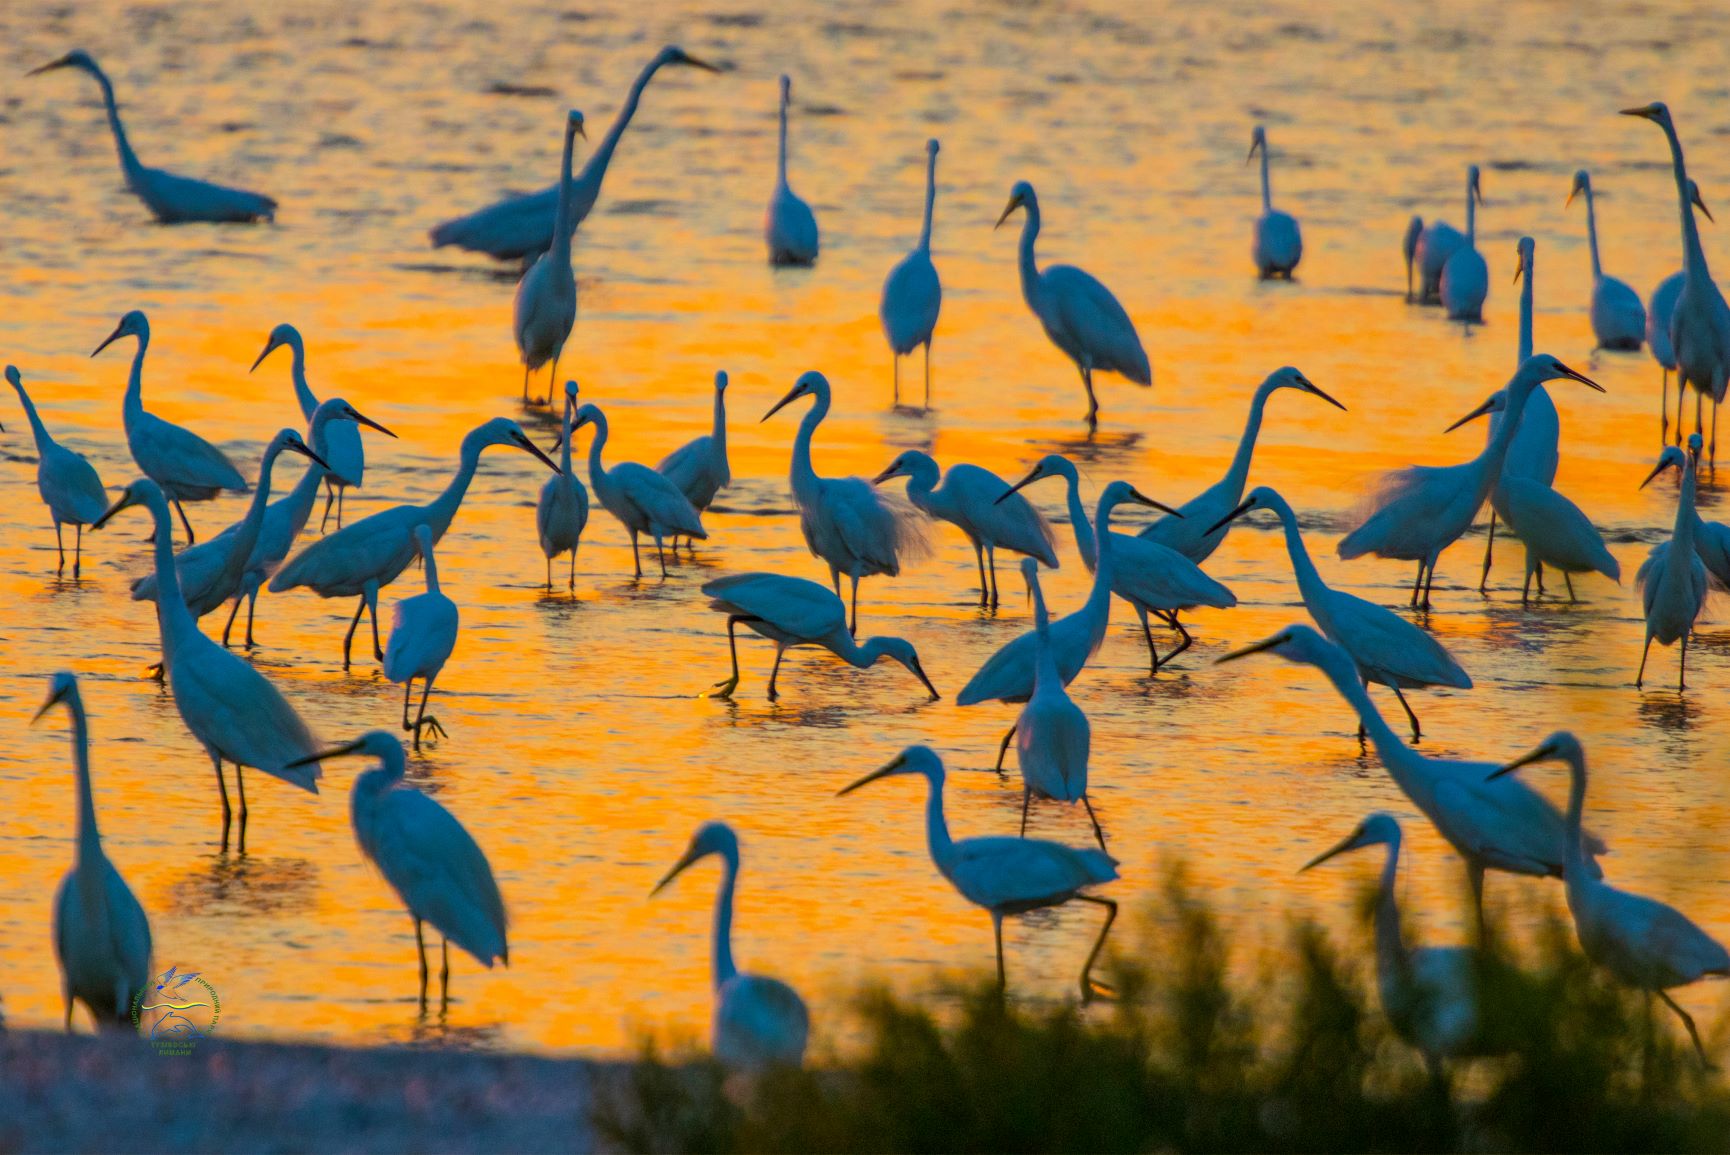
1438;166;1487;322
573;401;705;578
1498;476;1620;600
383;525;459;750
538;382;590;591
655;371;731;551
1568;170;1646;351
1015;561;1101;849
1413;167;1480;305
1249;125;1302;278
252;324;370;531
7;365;109;577
1635;445;1709;690
879;138;943;405
513;110;584;405
765;75;819;266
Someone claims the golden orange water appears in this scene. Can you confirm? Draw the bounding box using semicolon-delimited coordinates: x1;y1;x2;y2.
1;0;1728;1054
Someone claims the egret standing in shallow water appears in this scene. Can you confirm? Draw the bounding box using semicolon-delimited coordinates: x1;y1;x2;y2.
700;572;937;701
513;110;585;405
1679;432;1730;586
291;732;507;1007
1016;561;1102;849
653;822;810;1069
97;480;321;852
94;311;245;546
880;138;942;406
765;75;819;266
1568;170;1646;351
7;365;108;576
1439;167;1487;322
656;371;731;552
764;372;926;632
1492;733;1729;1064
40;673;152;1032
1414;166;1477;305
997;181;1151;427
872;449;1055;607
538;382;589;591
1635;444;1707;690
1249;125;1302;278
428;46;718;262
573;402;705;578
1338;355;1602;609
840;746;1119;999
28;50;276;223
251;325;372;532
384;526;459;751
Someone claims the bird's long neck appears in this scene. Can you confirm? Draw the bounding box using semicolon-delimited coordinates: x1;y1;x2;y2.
144;491;199;643
1562;756;1590;889
231;441;286;548
1583;187;1603;280
278;414;333;535
1464;178;1477;243
1259;145;1272;213
920;771;957;874
1016;204;1043;310
10;381;53;453
121;333;148;428
558;397;575;477
86;64;144;183
710;387;728;457
1477;383;1532;498
711;849;740;989
1223;384;1275;502
776;89;790;187
902;467;940;518
586;413;612;490
1674;456;1699;553
1088;495;1120;617
789;397;827;501
840;635;888;669
1032;577;1059;687
578;60;660;207
426;432;487;535
1518;254;1534;365
1657;120;1710;278
1372;841;1409;982
917;149;936;252
1060;474;1098;572
68;695;102;869
549;124;578;267
1266;494;1329;605
421;539;441;594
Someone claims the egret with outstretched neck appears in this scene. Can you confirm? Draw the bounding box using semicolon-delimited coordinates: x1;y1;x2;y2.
251;325;371;532
1016;561;1102;849
7;365;108;576
765;75;819;266
28;50;276;223
1635;444;1707;690
1439;166;1487;322
880;138;942;405
384;526;459;750
1249;125;1302;278
1568;170;1645;351
538;382;589;590
655;371;730;552
513;110;585;405
997;181;1151;427
573;402;705;578
653;822;810;1069
1414;167;1477;305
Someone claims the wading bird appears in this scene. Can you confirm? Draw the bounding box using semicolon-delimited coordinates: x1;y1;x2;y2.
764;371;925;632
1402;215;1425;303
1338;355;1602;608
700;572;937;701
1016;561;1102;849
652;822;810;1069
572;402;705;578
765;75;819;266
538;382;589;590
1492;733;1728;1064
514;110;585;405
40;673;151;1032
1439;167;1487;322
96;480;321;852
1679;432;1730;586
7;365;108;576
996;181;1151;427
1249;125;1302;278
840;746;1119;998
1414;166;1478;305
872;449;1055;607
251;324;371;532
1568;170;1645;351
880;138;942;405
1208;486;1470;740
1218;625;1600;928
1635;445;1707;690
1008;456;1226;672
28;50;276;223
384;526;458;750
1651;270;1685;441
271;419;558;667
428;46;719;262
94;311;244;546
291;732;507;1006
1138;366;1344;564
656;371;730;551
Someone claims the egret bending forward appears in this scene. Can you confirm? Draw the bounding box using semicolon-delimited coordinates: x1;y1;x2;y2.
384;526;459;750
880;139;942;405
7;365;109;576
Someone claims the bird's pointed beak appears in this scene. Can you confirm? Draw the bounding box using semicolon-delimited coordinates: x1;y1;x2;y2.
1487;743;1552;782
26;57;69;77
682;55;722;73
1215;634;1285;665
1299;831;1362;873
1127;487;1183;517
1639;459;1674;489
1514;254;1525;285
996;467;1043;503
761;385;803;422
838;753;908;796
1204;497;1256;538
1445;397;1498;433
871;463;902;486
1565;187;1579;209
1553;361;1606;392
90;324;126;358
1305;381;1347;411
1618;105;1657;120
349;410;396;438
30;691;63;726
651;849;701;896
518;434;562;474
575;122;588;140
90;491;135;531
994;197;1021;230
912;663;940;702
289;442;332;471
287;737;368;770
249;341;277;373
1694;186;1715;224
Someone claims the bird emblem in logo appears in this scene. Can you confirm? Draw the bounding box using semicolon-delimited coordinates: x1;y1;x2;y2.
132;965;221;1053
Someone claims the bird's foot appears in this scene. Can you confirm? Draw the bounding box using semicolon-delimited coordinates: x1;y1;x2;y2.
145;662;165;683
701;676;739;700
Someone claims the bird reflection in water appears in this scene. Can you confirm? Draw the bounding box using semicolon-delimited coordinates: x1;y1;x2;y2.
164;854;319;918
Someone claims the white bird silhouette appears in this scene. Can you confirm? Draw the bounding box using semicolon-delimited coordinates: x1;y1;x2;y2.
1635;444;1708;690
6;365;109;576
513;110;585;405
537;382;590;591
1015;561;1102;849
1567;170;1645;351
880;138;942;406
572;401;705;578
765;75;819;266
252;324;372;532
383;526;459;750
655;371;730;553
1249;125;1302;278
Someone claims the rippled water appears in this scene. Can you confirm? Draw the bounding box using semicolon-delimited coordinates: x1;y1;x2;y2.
1;0;1728;1054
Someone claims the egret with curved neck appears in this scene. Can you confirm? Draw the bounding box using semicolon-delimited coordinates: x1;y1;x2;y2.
765;75;820;266
880;138;943;405
1568;170;1646;352
514;110;585;405
7;365;109;576
655;371;732;553
1635;444;1707;690
1248;125;1302;278
573;401;707;578
252;324;370;531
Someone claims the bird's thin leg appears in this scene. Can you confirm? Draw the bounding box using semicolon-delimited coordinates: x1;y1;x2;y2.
994;914;1007;993
547;353;561;408
213;755;231;852
1564;573;1577;603
830;568;841;598
54;522;66;573
415;919;429;1008
1679;631;1689;693
402;678;416;730
1080;366;1099;428
630;531;642;579
1712;399;1720;471
440;938;451;1007
892;352;900;408
988;546;1001;607
343;596;367;670
569;549;576;592
63;990;73;1034
1637;634;1653;688
1478;512;1495;594
1536;562;1546;595
766;646;785;701
73;523;84;578
1160;611;1193;666
654;532;669;579
173;498;197;546
336;487;346;530
1658;989;1713;1067
994;723;1018;772
924;341;932;409
235;766;249;854
367;582;384;662
522;364;531;404
1076;895;1119;1002
706;616;750;698
1662;369;1671;444
545;556;552;591
1137;607;1161;674
1696;390;1704;440
244;586;259;648
973;541;988;607
1020;790;1031;838
1521;566;1534;606
320;484;336;534
1422;558;1437;609
1677;380;1689;447
1358;674;1370;744
415;679;445;747
849;572;861;637
1082;795;1107;852
1390;685;1422;742
222;596;244;648
1410;561;1425;606
1466;863;1486;944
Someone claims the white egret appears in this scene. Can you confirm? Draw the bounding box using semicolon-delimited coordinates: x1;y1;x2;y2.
28;50;276;224
1208;486;1470;741
700;572;938;701
39;673;151;1032
513;110;585;405
221;399;395;648
251;324;370;531
7;365;108;576
1301;814;1491;1073
537;382;590;591
765;75;819;266
652;822;810;1069
1414;166;1477;304
1568;171;1646;351
572;401;705;579
1492;733;1729;1064
763;371;925;632
428;46;719;262
997;181;1151;427
1624;103;1730;460
1650;269;1685;440
271;418;558;667
1635;445;1707;690
384;526;459;751
1402;215;1425;302
655;371;731;552
1680;432;1730;586
1007;456;1225;672
1439;167;1487;322
880;138;942;405
1015;561;1102;850
93;311;245;546
840;746;1119;998
291;731;507;1005
959;481;1172;767
1137;366;1345;564
1249;125;1302;278
1217;625;1602;926
1338;355;1602;609
95;480;321;852
872;449;1056;607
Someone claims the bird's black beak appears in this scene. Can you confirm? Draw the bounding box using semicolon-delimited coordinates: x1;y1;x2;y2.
1127;487;1183;516
913;662;940;702
91;324;126;357
682;54;722;73
994;195;1023;230
1215;633;1286;665
1304;380;1347;411
996;467;1044;503
348;410;396;438
516;432;562;474
1204;497;1256;537
1639;459;1675;490
1445;396;1498;433
289;442;332;470
871;463;903;486
249;341;277;373
1553;361;1605;392
287;737;369;770
91;491;134;531
838;752;908;797
761;384;804;422
1486;743;1552;782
